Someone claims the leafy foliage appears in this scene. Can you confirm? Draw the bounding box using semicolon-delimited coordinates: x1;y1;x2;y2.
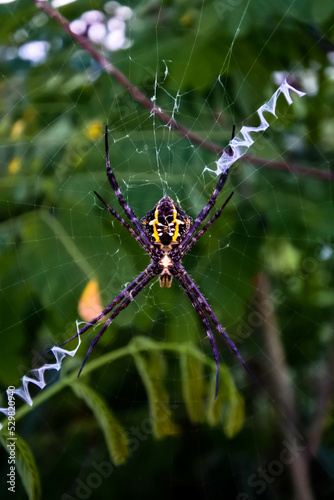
0;432;41;500
0;0;333;499
71;381;130;465
0;338;244;498
132;339;180;439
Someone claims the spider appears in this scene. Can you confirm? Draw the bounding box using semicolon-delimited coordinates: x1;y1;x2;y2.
58;126;253;396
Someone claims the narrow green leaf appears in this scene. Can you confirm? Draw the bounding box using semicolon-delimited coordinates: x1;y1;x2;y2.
179;351;206;423
133;344;179;439
0;432;41;500
71;381;129;465
206;365;234;427
222;392;245;439
206;365;245;438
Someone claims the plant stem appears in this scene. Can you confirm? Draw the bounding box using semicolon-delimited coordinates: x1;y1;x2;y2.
5;338;219;425
254;273;315;500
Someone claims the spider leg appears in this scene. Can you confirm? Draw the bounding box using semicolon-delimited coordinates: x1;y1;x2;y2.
94;191;149;251
174;264;256;383
180;127;235;251
54;264;157;350
104;126;152;251
173;273;221;397
180;173;229;251
182;191;234;255
77;265;157;376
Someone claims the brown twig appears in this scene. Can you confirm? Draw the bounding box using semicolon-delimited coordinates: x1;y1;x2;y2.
33;1;333;182
254;273;315;500
33;0;222;154
243;154;334;181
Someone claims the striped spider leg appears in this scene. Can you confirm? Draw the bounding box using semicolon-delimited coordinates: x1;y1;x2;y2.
179;191;235;256
177;125;235;255
172;264;255;397
76;265;158;376
54;127;159;370
56;264;157;349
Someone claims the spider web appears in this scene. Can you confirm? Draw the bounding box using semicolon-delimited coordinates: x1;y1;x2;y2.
0;1;334;499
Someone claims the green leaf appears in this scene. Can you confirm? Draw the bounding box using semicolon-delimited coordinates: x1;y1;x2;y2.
206;366;245;438
70;381;129;465
179;351;206;423
0;432;41;500
132;340;179;439
206;366;233;426
222;392;245;439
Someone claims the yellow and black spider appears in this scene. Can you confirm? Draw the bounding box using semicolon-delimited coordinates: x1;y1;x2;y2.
59;126;253;396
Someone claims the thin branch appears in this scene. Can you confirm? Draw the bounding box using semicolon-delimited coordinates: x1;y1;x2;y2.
33;1;333;182
33;0;219;153
243;154;334;181
254;273;315;500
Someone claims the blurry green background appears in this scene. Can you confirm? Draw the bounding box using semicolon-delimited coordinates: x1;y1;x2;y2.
0;0;334;499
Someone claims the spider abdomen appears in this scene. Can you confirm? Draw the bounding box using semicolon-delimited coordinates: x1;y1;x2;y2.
141;195;192;248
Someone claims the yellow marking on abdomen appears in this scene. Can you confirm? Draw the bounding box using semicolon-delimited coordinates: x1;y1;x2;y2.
171;204;179;242
149;205;160;243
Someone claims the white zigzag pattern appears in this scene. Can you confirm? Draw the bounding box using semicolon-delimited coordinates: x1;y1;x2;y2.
206;79;306;175
0;325;82;430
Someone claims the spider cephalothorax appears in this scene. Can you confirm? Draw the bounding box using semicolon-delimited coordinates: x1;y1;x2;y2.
58;126;253;397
